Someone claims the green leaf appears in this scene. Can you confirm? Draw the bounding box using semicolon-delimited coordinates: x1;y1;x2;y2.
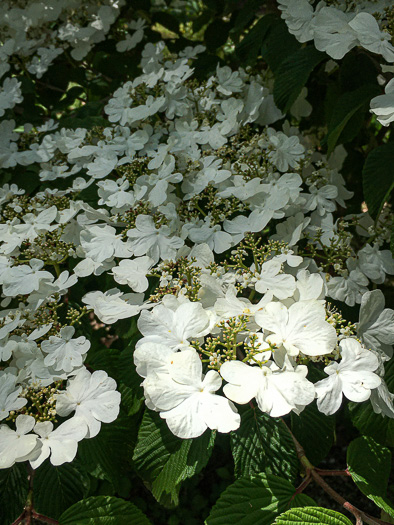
260;19;300;72
34;462;89;519
273;46;325;113
291;402;335;466
206;474;316;525
235;15;279;64
204;19;230;51
325;83;381;155
77;417;137;496
362;143;394;220
0;464;28;525
132;410;215;507
59;496;152;525
274;506;353;525
347;436;394;518
231;405;298;482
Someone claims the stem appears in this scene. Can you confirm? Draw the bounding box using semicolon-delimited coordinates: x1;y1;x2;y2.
11;465;59;525
31;511;59;524
279;418;393;525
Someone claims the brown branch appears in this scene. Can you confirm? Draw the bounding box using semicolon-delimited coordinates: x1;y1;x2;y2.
280;418;393;525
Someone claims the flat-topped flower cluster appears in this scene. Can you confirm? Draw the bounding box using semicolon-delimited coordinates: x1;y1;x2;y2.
0;27;394;470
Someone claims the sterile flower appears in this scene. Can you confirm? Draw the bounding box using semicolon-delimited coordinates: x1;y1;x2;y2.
56;368;121;438
315;338;381;415
143;349;241;438
137;302;212;350
357;290;394;359
221;360;315;417
254;259;296;300
111;256;154;292
82;289;148;324
370;78;394;126
0;371;27;421
41;326;90;372
0;415;39;469
255;300;337;357
30;417;88;469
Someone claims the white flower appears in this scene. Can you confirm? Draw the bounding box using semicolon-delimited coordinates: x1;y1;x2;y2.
315;338;381;415
215;65;243;96
254;259;296;300
357;243;394;284
370;78;394;126
0;77;23;117
137;302;212;350
327;258;369;306
357;289;394;359
311;7;358;60
255;300;337;357
221;360;315;417
266;129;305;172
30;417;88;469
2;259;54;297
56;368;121;438
143;349;240;438
348;13;394;63
0;415;39;469
80;224;133;263
82;288;148;324
0;371;27;421
111;256;154;292
277;0;315;43
214;285;270;320
127;215;184;263
41;326;90;372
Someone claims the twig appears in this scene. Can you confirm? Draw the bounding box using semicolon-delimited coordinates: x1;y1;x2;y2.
280;418;393;525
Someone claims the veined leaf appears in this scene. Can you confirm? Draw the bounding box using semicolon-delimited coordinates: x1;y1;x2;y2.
325;83;381;155
274;506;353;525
206;474;316;525
0;464;28;525
34;462;89;519
231;405;298;482
362;143;394;220
347;436;394;518
59;496;151;525
273;46;325;113
133;410;215;507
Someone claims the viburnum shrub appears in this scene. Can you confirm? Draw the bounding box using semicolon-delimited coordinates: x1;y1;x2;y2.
0;1;394;524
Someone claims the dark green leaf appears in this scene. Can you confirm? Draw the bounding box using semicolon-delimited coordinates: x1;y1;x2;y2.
231;405;298;481
274;506;353;525
77;417;137;496
59;496;151;525
291;402;335;466
273;46;325;112
205;20;230;51
206;474;316;525
325;83;381;155
362;143;394;220
260;20;300;72
34;462;89;519
347;436;394;518
235;15;279;64
132;410;215;507
0;464;28;525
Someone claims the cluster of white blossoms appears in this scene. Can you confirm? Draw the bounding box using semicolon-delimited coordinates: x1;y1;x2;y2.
0;0;126;79
277;0;394;125
1;28;394;460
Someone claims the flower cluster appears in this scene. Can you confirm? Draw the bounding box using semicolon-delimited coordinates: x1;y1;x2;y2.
1;28;393;464
278;0;394;125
